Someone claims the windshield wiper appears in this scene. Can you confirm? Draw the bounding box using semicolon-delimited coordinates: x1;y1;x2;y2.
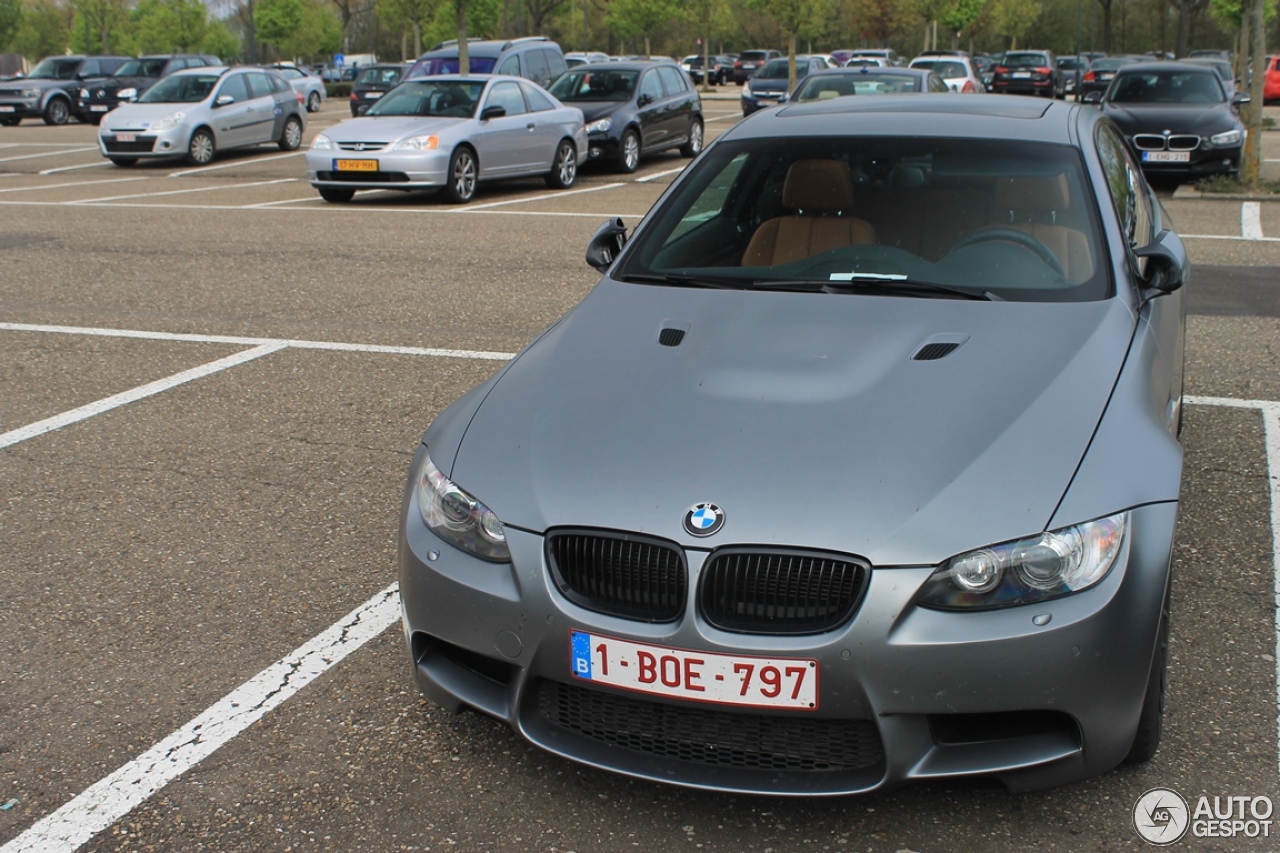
754;274;996;301
619;273;745;290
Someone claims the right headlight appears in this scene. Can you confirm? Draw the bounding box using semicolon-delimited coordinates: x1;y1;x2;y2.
916;512;1127;610
585;117;611;134
414;451;509;562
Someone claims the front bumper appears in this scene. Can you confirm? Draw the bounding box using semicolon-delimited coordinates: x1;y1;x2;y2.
98;125;197;160
0;96;42;119
305;148;451;191
741;91;785;114
1134;143;1242;177
397;446;1177;796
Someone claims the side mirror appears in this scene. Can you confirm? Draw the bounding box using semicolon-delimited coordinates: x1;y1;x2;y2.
637;93;654;106
1135;229;1187;295
1082;91;1103;105
1231;90;1250;106
214;95;235;107
585;217;627;272
480;105;506;120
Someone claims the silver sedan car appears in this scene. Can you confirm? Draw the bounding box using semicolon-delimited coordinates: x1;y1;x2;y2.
97;66;306;167
398;95;1187;795
305;75;587;204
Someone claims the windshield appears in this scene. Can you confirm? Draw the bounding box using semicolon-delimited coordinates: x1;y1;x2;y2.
613;137;1108;303
408;57;497;78
1091;58;1133;72
757;59;793;77
28;58;81;79
912;60;966;77
138;73;219;103
794;73;928;99
115;58;167;77
548;69;638;101
366;80;485;117
1003;53;1049;68
1110;70;1224;103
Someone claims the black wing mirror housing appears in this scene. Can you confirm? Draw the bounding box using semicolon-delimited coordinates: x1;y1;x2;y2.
480;105;506;120
586;217;627;272
1135;229;1188;295
1231;91;1250;106
1082;90;1103;105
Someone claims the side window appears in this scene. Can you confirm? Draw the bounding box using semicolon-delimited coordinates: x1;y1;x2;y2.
216;73;250;104
524;49;549;85
639;70;663;102
520;81;556;112
544;50;567;80
487;81;527;116
657;66;685;96
79;60;99;77
497;55;521;76
245;72;275;98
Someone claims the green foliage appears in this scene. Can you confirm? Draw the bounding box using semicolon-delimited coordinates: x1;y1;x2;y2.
129;0;209;52
939;0;986;33
986;0;1040;47
1208;0;1276;28
422;0;500;45
11;0;68;58
255;0;341;59
607;0;680;43
0;0;21;52
201;19;241;59
70;0;130;53
746;0;834;41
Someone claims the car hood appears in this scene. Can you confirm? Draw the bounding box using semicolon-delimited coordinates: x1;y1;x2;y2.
1104;102;1238;133
446;281;1137;566
574;101;626;123
323;114;466;142
100;102;201;129
748;77;789;93
83;75;155;92
0;78;65;93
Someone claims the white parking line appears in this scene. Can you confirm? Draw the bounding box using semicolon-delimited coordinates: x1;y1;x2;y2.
1180;233;1280;243
168;150;306;178
0;584;400;853
1187;395;1280;782
462;182;626;210
0;147;98;164
69;178;298;204
636;166;687;183
0;177;146;195
0;344;285;450
39;161;117;175
1243;202;1265;240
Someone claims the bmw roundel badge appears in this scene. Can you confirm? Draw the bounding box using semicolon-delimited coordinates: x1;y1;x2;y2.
683;502;725;537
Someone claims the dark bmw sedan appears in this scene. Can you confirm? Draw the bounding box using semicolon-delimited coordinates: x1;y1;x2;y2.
1086;62;1247;179
547;61;703;173
398;95;1188;796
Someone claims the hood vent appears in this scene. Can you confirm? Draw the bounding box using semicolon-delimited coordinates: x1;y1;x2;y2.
658;327;686;347
912;334;969;361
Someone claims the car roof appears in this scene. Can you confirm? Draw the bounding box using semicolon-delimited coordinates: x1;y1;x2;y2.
418;37;554;59
1115;61;1221;74
581;60;678;70
732;94;1081;146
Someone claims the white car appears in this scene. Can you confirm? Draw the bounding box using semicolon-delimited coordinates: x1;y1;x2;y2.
909;56;984;93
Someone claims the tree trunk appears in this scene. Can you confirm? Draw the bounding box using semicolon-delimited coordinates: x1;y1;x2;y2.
1240;0;1265;187
457;0;469;74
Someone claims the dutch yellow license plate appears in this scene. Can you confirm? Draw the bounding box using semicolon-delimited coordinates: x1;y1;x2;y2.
334;159;377;171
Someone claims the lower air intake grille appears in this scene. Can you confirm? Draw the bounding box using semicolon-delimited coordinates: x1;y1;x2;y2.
699;548;867;634
547;530;686;622
537;680;884;772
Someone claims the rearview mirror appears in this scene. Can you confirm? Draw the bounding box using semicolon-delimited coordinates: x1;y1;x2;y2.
1135;229;1187;295
585;217;627;272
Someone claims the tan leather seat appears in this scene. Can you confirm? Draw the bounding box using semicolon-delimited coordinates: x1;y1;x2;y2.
994;175;1094;282
742;160;875;266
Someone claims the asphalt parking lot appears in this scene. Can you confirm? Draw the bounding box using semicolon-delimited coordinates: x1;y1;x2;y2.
1;97;1279;853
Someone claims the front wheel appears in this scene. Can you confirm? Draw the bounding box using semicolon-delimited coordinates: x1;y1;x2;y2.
186;128;216;166
307;91;322;112
318;187;355;203
615;129;640;173
278;115;303;151
42;98;70;125
441;146;477;203
680;118;703;158
544;139;577;189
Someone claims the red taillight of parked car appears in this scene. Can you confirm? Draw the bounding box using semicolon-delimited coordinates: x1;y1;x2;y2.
350;92;359;101
962;79;976;93
296;92;305;104
994;65;1008;76
1083;70;1097;81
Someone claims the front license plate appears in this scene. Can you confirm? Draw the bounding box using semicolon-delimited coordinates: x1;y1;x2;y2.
115;132;136;142
569;630;818;710
1143;151;1191;163
0;105;14;112
334;159;378;171
90;105;107;112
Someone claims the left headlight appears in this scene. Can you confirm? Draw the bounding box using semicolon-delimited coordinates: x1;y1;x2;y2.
1210;129;1242;146
585;117;611;134
117;87;137;101
150;111;186;131
415;451;509;562
916;512;1127;610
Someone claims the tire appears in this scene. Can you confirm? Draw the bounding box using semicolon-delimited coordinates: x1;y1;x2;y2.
88;115;102;125
1124;585;1171;764
544;139;577;189
42;97;70;126
615;129;640;173
441;146;477;203
680;118;703;158
318;187;355;203
0;117;19;127
307;91;321;112
186;128;216;166
108;157;138;166
278;115;303;151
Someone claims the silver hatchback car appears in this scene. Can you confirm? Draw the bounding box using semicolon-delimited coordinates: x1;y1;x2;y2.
97;66;306;167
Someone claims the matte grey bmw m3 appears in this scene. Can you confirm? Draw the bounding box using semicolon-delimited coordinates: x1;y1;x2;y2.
398;94;1187;795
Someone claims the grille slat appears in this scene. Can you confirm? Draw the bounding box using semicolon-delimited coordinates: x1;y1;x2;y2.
538;680;884;772
700;549;866;634
547;531;686;622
